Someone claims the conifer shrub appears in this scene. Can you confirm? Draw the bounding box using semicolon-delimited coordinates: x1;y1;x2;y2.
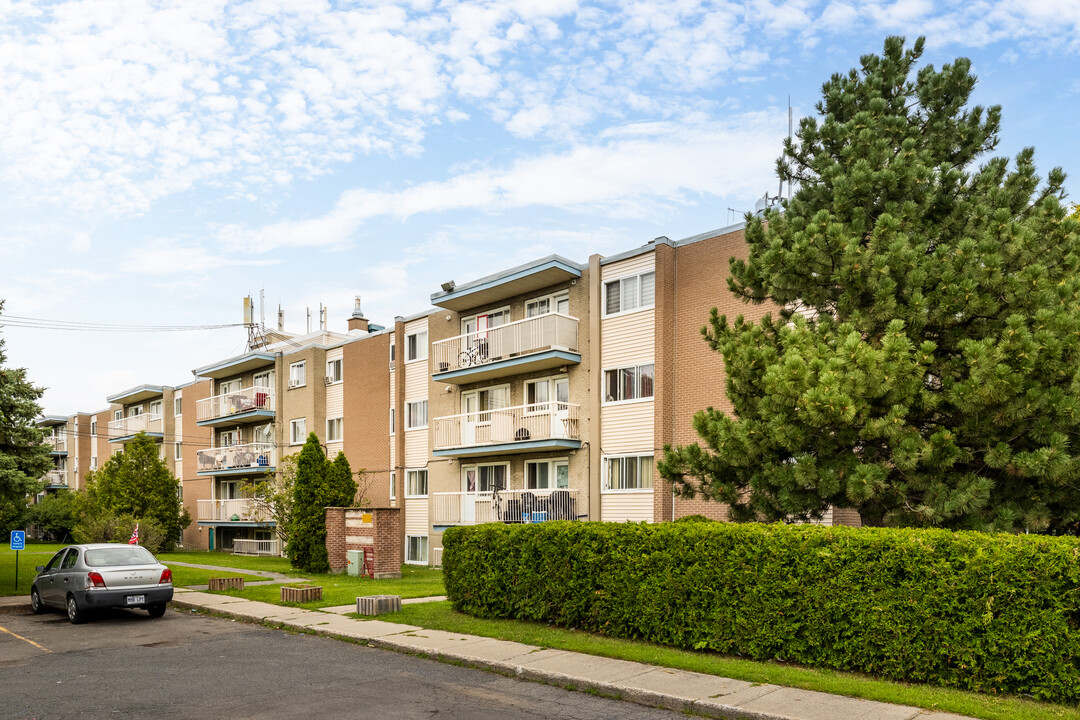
443;522;1080;702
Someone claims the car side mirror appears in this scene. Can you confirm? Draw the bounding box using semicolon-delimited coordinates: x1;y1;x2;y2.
35;566;44;572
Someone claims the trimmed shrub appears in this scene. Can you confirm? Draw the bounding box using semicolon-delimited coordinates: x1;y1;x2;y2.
443;522;1080;702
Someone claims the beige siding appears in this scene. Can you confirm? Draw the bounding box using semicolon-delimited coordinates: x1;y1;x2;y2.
404;358;427;401
601;491;654;522
601;309;655;368
601;251;655;282
601;401;654;455
404;430;426;467
405;497;429;535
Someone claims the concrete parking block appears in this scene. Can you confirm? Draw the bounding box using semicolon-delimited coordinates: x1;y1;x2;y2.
732;686;922;720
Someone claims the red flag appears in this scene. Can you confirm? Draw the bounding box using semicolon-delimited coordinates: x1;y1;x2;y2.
128;523;139;545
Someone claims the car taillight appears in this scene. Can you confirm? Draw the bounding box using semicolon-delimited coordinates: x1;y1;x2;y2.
87;571;107;589
159;568;172;585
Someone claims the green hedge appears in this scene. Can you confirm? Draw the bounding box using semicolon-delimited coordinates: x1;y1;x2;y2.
443;522;1080;702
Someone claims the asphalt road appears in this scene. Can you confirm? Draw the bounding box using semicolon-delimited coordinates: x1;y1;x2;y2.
0;604;682;720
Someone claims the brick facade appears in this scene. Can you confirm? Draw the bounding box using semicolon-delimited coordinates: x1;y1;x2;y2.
325;506;403;578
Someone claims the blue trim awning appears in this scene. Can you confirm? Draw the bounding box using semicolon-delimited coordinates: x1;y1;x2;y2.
196;409;276;427
197;465;276;477
434;438;581;459
431;256;582;312
109;432;164;444
433;350;581;385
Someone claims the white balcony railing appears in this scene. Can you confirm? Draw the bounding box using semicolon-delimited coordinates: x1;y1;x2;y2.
233;538;280;556
431;313;579;375
196;443;276;473
197;498;270;523
47;435;67;452
196;386;275;422
43;469;67;486
108;413;163;438
433;488;581;525
433;402;580;451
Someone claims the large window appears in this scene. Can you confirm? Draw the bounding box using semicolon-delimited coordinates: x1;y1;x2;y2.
174;393;182;416
90;419;97;436
406;469;428;497
290;418;307;444
462;463;508;492
525;459;569;489
605;455;654;491
604;363;654;403
462;308;509;337
174;442;182;461
604;271;655;315
406;535;428;564
326;358;343;384
326;417;343;442
525;376;568;410
406;331;427;362
289;361;306;388
526;292;569;318
407;400;428;429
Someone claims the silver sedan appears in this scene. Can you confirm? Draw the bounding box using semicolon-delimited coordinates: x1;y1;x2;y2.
30;543;174;624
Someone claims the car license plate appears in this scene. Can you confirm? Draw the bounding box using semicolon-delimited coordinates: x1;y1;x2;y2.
126;595;145;605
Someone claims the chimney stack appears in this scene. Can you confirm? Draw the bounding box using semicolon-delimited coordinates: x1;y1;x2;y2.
347;296;369;333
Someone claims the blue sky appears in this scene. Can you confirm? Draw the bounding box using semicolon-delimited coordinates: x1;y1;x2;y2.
1;0;1078;414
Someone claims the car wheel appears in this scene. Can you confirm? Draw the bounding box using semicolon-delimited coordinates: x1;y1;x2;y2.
147;604;166;619
30;587;46;615
66;594;87;625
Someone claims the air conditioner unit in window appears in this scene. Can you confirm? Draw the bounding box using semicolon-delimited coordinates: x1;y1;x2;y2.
325;376;333;385
288;380;302;389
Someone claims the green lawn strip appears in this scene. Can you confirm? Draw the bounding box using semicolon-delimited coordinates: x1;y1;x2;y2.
168;566;266;588
0;544;68;596
211;566;445;608
158;551;300;575
371;602;1077;720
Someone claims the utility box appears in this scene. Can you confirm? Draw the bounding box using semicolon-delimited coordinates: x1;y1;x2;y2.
346;549;363;577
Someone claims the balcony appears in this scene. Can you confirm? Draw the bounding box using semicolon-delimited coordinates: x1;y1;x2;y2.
232;538;280;556
433;488;582;527
47;435;67;455
108;413;163;442
431;313;580;384
433;402;581;458
196;386;275;427
196;443;276;476
197;499;272;524
43;470;67;488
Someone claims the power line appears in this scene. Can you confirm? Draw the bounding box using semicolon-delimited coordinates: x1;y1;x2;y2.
0;314;246;333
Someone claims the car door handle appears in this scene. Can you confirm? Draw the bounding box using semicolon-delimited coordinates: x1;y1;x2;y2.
63;578;69;583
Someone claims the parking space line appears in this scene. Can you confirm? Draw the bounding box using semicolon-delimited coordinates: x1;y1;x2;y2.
0;624;51;653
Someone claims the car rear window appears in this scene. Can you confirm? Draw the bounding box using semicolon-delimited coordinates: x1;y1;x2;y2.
84;546;158;567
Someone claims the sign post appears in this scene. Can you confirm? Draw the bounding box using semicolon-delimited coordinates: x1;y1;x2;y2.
10;531;26;591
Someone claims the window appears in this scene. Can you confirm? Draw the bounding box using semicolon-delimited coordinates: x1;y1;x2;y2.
289;361;306;388
90;419;97;436
113;410;122;422
389;341;396;368
406;535;428;564
149;400;162;418
174;442;182;461
326;417;343;442
604;363;655;403
526;292;569;318
406;469;428;497
219;429;240;447
461;308;509;337
525;459;569;489
389;407;395;435
254;370;274;388
174;393;182;416
90;455;97;470
406;331;427;362
462;463;508;492
525;376;568;410
407;400;428;429
389;471;396;500
290;418;307;444
604;271;655;315
461;386;509;419
60;549;79;570
326;358;343;384
605;455;654;491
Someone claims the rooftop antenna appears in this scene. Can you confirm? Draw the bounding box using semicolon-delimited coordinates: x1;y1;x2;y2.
277;304;284;332
319;303;326;331
306;306;311;334
259;289;265;329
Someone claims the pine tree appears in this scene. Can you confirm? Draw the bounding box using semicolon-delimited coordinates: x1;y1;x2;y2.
84;432;190;548
660;36;1080;533
326;452;358;508
0;300;54;533
286;433;331;572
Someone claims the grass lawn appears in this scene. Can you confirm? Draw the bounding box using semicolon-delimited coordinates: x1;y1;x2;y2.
0;542;67;596
158;550;299;575
168;566;266;588
371;602;1079;720
211;565;444;607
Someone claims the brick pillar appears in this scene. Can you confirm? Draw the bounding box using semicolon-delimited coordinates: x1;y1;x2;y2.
653;242;676;523
325;507;347;572
372;508;402;578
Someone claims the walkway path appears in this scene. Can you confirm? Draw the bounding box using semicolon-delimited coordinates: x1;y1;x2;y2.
169;588;973;720
166;560;308;590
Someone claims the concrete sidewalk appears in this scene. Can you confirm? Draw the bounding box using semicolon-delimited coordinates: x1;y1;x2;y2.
169;590;973;720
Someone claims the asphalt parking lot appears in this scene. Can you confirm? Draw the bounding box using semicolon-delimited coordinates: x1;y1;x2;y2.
0;603;683;719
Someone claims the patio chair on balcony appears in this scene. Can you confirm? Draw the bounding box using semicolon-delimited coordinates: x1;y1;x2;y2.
198;453;220;471
549;490;575;520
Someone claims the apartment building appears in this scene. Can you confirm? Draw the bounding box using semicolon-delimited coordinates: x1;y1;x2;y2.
37;221;857;561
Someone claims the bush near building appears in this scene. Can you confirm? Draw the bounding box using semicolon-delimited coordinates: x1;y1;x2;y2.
443;522;1080;703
